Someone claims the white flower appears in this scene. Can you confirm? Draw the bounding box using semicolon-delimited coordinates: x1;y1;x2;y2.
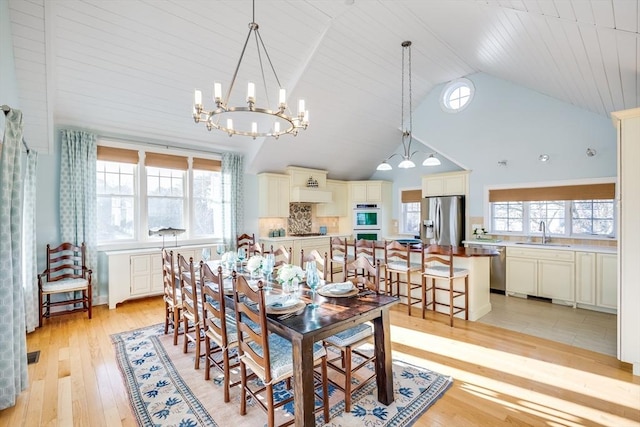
246;255;264;273
277;264;304;283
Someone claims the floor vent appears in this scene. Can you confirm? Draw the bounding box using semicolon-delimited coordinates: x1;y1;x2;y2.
27;351;40;364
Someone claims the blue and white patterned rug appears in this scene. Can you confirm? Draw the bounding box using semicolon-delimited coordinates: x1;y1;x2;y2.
112;324;452;427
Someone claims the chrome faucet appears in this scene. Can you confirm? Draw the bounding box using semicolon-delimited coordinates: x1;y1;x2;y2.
539;221;547;244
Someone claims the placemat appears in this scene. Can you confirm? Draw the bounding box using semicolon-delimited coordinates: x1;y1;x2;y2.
266;299;306;314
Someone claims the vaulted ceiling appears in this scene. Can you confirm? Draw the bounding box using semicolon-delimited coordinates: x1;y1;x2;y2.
7;0;639;180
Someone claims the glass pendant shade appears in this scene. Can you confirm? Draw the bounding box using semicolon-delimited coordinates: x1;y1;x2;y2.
423;154;441;166
398;158;416;169
376;161;392;171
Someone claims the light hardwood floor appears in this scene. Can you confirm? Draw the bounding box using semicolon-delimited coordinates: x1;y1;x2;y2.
1;297;638;427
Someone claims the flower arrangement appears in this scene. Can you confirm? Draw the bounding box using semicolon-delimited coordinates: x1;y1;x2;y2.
246;255;264;273
473;227;487;238
277;264;304;284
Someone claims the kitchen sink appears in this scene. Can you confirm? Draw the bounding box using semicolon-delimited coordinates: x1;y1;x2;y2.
515;242;572;247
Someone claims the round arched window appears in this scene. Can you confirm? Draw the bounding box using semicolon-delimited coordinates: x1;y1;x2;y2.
440;78;474;113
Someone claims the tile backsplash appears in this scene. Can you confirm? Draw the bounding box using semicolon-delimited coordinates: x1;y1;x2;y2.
288;204;312;234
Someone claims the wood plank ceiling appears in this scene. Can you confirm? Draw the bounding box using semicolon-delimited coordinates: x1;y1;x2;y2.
7;0;639;179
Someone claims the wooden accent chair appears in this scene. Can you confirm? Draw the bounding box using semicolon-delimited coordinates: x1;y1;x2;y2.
178;254;204;369
162;249;182;345
384;240;422;315
232;275;329;426
299;249;329;280
323;256;381;412
328;236;350;281
199;261;240;402
422;245;469;327
38;242;92;327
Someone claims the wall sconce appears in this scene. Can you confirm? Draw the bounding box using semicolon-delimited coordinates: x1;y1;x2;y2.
586;148;597;157
538;154;550;162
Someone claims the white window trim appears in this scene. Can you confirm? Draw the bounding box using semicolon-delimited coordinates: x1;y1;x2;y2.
483;177;617;241
440;78;475;113
96;138;222;251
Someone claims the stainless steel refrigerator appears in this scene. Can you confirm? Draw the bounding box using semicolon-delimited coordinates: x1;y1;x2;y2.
420;195;465;247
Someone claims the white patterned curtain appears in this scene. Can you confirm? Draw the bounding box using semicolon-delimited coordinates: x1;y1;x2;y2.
0;108;28;410
22;150;38;332
59;130;97;289
221;153;244;251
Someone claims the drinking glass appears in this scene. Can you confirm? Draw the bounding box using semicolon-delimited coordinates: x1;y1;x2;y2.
237;248;246;272
226;252;236;272
306;263;320;308
201;247;211;262
263;254;275;290
216;244;225;257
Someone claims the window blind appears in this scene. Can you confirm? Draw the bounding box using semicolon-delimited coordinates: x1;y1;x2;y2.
97;146;139;164
489;183;615;202
145;152;188;170
192;157;221;171
401;189;422;203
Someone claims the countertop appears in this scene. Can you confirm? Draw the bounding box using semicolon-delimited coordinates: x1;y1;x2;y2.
422;244;499;257
260;234;347;241
463;239;617;254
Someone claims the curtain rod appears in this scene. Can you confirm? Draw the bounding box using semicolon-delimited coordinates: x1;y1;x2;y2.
1;104;31;153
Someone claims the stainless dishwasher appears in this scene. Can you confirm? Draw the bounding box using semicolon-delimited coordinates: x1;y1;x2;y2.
487;245;506;293
467;243;506;292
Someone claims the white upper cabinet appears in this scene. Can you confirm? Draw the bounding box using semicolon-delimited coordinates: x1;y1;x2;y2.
258;173;290;218
317;180;348;217
422;171;469;197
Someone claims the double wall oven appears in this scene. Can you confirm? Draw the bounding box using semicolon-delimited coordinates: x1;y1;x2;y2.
353;203;381;241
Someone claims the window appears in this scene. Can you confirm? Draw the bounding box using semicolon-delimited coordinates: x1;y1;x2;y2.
402;202;421;235
491;202;523;233
489;183;615;238
572;200;614;235
146;167;185;230
97;161;136;241
400;189;422;235
96;142;222;246
440;78;474;113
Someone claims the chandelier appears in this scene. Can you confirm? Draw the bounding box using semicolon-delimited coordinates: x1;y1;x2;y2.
192;0;308;139
377;41;440;170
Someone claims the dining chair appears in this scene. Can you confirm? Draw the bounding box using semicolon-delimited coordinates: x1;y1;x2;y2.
354;238;376;265
299;249;328;280
232;275;329;426
328;236;350;281
162;248;182;345
178;254;204;369
422;245;469;327
199;261;240;402
323;256;381;412
250;241;266;256
271;245;292;271
37;242;92;327
384;240;422;315
236;233;255;252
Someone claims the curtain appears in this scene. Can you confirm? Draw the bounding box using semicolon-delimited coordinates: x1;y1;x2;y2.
0;108;28;410
22;150;38;332
59;130;97;292
221;153;244;251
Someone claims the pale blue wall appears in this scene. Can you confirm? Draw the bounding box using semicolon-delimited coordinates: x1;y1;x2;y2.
373;72;616;219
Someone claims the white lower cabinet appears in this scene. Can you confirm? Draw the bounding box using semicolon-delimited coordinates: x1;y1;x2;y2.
506;247;574;305
103;245;213;309
575;251;617;312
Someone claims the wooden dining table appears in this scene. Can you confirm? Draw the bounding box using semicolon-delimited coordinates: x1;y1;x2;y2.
266;285;399;427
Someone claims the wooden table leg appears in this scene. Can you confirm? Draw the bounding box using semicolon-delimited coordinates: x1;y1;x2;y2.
373;308;394;405
292;335;316;427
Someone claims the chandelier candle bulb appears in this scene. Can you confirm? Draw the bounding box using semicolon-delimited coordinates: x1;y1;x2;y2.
214;82;222;103
226;118;233;131
274;122;280;133
251;122;258;134
298;99;305;115
279;88;286;107
194;90;202;107
247;82;256;103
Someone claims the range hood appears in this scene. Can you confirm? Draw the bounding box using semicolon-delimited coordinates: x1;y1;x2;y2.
290;187;333;204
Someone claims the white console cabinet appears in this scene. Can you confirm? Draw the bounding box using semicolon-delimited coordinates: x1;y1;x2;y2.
102;245;212;309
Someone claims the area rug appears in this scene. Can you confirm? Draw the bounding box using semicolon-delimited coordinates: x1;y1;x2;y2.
112;324;452;426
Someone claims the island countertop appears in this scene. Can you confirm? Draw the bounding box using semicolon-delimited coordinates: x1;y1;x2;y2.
403;244;499;257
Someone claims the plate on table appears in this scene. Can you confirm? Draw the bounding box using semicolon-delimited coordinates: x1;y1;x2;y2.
265;295;299;311
318;282;358;297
